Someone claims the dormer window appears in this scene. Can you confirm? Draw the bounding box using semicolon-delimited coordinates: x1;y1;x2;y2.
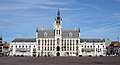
69;32;72;37
44;32;47;37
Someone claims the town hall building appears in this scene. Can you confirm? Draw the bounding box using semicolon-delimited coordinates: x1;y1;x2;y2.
9;9;110;57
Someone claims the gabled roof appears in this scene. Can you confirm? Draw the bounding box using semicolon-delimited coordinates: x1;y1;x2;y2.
37;29;80;38
38;29;54;38
80;38;103;43
3;43;9;48
12;38;36;42
62;29;80;38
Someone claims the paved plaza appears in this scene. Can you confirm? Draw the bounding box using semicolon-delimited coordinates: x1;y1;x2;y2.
0;56;120;65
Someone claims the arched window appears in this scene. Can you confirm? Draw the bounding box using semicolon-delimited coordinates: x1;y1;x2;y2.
57;46;60;51
51;40;52;45
76;40;78;44
38;40;40;45
70;40;72;44
87;46;89;48
59;30;60;35
56;30;58;35
57;38;60;45
64;40;66;45
54;30;55;35
45;40;46;44
67;40;69;44
29;46;31;48
42;40;44;44
22;45;24;48
98;45;99;48
19;45;21;48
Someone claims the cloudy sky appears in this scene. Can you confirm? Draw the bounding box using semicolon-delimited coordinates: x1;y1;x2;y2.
0;0;120;42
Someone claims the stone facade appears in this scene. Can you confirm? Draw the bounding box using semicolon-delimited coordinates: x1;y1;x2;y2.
10;9;109;57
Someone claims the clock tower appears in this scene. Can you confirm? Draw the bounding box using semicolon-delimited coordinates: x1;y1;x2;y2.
53;9;62;56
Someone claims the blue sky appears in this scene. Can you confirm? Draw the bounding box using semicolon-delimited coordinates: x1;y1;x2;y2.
0;0;120;42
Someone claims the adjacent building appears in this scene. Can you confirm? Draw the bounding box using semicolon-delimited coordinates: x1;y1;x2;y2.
0;37;2;44
2;43;9;56
9;38;37;56
80;38;106;56
0;37;3;56
106;41;120;56
10;9;110;57
0;37;10;56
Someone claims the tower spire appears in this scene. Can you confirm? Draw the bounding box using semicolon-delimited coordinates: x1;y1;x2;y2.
53;9;62;29
57;9;60;16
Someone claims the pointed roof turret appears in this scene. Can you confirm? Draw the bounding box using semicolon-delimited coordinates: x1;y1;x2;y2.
36;27;38;32
57;9;60;20
53;9;62;29
57;9;60;16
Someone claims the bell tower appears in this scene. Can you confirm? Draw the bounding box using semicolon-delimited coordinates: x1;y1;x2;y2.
53;9;62;30
53;9;62;56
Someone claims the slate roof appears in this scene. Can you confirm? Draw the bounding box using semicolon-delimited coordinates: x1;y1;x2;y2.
80;38;103;43
38;30;54;38
12;38;36;42
62;29;80;38
37;29;80;38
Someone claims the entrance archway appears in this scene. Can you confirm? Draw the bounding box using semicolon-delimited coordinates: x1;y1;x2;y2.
56;52;60;56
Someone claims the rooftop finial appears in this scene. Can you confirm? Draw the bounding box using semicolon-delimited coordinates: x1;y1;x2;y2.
57;9;60;16
36;27;38;32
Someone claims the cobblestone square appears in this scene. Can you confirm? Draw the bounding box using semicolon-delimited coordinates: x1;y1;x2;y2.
0;56;120;65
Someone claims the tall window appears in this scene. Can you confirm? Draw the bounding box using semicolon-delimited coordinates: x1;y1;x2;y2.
42;40;44;44
70;40;72;44
19;46;21;48
56;30;58;35
59;30;60;35
73;40;74;44
38;46;40;50
67;40;69;44
45;40;46;44
51;40;52;45
64;40;66;51
38;40;40;45
57;38;60;45
54;30;55;35
76;40;78;44
22;45;24;48
64;40;66;45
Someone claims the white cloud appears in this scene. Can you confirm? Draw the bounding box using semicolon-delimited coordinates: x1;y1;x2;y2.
112;12;120;19
80;3;105;12
15;0;70;5
0;0;74;11
82;21;120;36
115;0;120;2
61;8;86;11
